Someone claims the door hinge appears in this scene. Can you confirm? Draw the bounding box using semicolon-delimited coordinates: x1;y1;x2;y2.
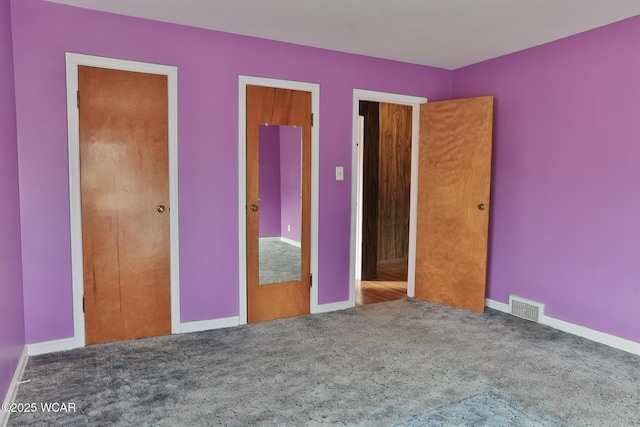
76;90;80;109
82;295;85;313
311;113;314;127
310;274;313;287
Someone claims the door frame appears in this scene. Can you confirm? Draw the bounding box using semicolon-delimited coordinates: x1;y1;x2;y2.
354;115;364;281
349;90;428;304
238;76;320;324
65;53;180;348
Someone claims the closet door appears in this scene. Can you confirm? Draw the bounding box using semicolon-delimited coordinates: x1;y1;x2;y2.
246;85;312;322
79;66;171;344
414;96;494;312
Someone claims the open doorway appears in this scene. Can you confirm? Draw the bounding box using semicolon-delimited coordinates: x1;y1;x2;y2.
356;101;411;305
350;90;428;307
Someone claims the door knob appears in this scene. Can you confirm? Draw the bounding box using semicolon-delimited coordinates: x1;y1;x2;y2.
477;203;486;211
157;205;166;213
250;204;259;212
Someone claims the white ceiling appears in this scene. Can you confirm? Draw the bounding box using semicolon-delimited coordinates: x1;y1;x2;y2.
46;0;640;69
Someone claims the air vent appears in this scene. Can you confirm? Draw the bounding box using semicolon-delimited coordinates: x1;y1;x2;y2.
509;295;544;323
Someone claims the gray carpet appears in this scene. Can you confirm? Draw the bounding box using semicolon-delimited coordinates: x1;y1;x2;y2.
8;299;640;426
259;239;301;284
394;393;547;427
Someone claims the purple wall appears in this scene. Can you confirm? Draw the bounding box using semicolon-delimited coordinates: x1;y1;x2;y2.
6;0;638;348
11;0;451;343
258;125;301;241
453;15;640;342
279;126;302;242
0;0;25;402
259;125;281;237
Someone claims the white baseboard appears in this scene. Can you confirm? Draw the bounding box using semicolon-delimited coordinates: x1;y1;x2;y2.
1;346;28;427
27;337;83;356
280;237;301;248
259;237;281;243
259;236;301;248
26;318;241;357
485;298;640;356
313;299;353;314
485;298;510;312
179;316;240;333
540;315;640;356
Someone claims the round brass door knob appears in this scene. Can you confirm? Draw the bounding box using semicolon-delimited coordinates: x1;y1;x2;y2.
250;204;259;212
157;205;166;213
478;203;486;211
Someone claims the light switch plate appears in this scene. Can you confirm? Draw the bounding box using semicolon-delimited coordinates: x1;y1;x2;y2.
335;166;344;181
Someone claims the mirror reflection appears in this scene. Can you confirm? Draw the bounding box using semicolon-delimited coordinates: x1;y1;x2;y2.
258;124;302;285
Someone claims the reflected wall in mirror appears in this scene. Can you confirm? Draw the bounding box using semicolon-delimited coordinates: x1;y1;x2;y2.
258;124;302;285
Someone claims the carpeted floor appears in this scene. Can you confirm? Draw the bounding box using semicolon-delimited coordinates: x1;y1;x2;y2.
8;299;640;426
259;239;301;284
394;393;547;427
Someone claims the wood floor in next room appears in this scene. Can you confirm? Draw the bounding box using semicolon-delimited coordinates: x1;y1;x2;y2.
356;260;408;306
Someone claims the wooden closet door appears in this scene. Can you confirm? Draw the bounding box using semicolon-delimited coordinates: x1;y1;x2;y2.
246;85;312;322
79;66;171;344
414;96;494;312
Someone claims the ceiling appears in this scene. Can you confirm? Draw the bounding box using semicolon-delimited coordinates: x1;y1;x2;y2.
46;0;640;69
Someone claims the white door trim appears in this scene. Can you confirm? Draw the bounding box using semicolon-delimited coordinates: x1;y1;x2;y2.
65;52;180;349
354;115;364;282
349;89;428;305
238;75;320;324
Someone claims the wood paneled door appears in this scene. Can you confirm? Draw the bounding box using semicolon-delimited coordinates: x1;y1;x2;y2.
246;85;312;323
415;96;494;313
79;66;171;344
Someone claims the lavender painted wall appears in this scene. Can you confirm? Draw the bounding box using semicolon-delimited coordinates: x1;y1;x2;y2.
453;16;640;342
11;0;451;343
258;125;281;238
258;124;301;240
0;0;25;401
280;126;302;242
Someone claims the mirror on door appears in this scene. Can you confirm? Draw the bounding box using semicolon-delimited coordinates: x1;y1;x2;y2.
258;124;302;285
